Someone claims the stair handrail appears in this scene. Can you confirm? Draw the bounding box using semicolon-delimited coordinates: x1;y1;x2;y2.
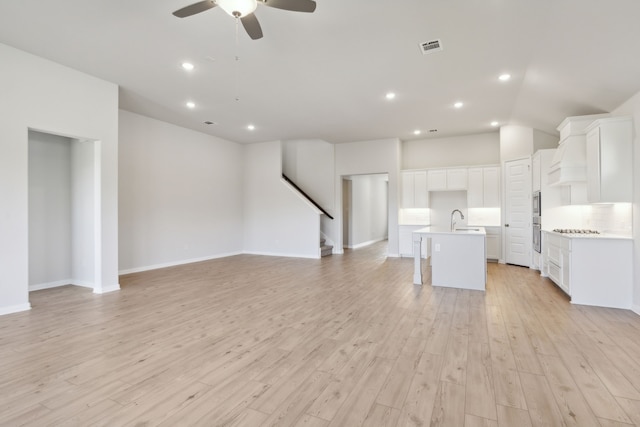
281;173;334;220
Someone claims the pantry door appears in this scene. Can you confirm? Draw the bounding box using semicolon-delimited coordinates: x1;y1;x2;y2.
504;158;531;267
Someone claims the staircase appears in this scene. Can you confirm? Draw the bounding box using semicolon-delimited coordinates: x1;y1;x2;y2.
320;239;333;257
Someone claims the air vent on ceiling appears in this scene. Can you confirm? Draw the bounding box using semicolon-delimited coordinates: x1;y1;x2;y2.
419;39;443;55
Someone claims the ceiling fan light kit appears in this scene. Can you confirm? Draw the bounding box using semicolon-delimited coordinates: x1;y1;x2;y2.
172;0;316;40
216;0;257;18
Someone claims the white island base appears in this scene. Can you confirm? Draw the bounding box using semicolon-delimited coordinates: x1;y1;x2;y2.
413;227;487;291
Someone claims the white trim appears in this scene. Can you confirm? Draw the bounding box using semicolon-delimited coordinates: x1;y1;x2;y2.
94;283;120;294
242;250;320;260
29;280;72;292
343;238;387;250
0;303;31;316
633;304;640;316
118;251;243;275
386;253;400;258
29;279;97;292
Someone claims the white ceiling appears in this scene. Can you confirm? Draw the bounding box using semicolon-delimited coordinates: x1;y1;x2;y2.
1;0;639;144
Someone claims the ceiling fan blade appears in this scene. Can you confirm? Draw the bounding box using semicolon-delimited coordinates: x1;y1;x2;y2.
241;13;263;40
261;0;316;13
172;0;217;18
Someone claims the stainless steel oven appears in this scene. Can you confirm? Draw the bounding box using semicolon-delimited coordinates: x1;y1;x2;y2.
533;191;541;216
533;216;541;253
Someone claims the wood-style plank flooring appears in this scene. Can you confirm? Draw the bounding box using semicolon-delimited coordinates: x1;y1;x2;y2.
2;241;640;426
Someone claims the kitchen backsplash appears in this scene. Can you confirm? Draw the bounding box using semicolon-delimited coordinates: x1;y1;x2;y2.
585;203;632;235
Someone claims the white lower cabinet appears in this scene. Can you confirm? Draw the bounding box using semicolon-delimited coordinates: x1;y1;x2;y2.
399;225;428;258
484;226;501;261
542;231;632;309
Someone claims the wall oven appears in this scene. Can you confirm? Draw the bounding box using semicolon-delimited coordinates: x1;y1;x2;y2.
532;191;541;216
533;216;541;253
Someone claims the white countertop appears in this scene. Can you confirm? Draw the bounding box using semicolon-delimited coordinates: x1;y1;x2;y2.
543;230;631;240
414;226;486;236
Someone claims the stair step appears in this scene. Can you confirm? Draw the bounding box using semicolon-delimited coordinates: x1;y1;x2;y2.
320;244;333;257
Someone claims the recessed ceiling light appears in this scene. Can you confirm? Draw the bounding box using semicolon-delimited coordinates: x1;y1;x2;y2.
247;124;255;131
413;130;422;135
182;62;195;71
454;101;464;108
186;101;195;109
385;92;396;100
498;73;511;81
491;121;499;127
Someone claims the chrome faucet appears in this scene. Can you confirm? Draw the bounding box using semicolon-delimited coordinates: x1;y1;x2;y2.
451;209;464;231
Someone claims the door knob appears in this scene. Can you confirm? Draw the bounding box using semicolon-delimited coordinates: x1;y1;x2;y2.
505;224;510;227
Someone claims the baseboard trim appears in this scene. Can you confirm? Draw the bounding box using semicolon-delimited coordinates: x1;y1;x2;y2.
94;284;121;294
343;238;387;250
632;304;640;316
29;280;72;292
242;251;320;260
29;279;96;292
119;251;243;275
0;303;31;316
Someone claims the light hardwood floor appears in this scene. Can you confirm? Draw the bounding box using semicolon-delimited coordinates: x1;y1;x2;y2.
2;241;640;426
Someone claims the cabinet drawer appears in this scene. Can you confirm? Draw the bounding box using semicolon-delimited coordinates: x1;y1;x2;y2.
548;262;561;286
547;244;561;266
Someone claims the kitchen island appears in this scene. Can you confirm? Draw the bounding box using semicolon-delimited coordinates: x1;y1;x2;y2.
412;226;486;290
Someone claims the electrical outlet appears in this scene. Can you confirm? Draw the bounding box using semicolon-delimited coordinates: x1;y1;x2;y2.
435;243;441;252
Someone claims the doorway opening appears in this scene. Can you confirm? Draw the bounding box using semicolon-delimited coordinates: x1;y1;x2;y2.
341;173;389;250
28;129;99;298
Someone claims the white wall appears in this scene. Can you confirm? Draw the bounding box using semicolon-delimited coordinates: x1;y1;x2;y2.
244;140;321;258
282;139;335;214
344;174;388;248
118;110;244;273
429;191;468;229
612;90;640;314
71;139;97;286
28;131;72;288
282;139;336;244
402;133;500;169
334;138;401;256
0;43;119;315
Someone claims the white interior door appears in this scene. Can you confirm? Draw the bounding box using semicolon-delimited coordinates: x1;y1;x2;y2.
504;158;531;267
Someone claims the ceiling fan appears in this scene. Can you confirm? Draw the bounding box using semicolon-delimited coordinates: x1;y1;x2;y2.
172;0;317;40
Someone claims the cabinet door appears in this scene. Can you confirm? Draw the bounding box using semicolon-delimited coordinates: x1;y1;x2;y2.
401;171;415;208
586;127;601;203
447;169;467;190
427;169;447;190
467;168;483;208
413;171;428;208
532;153;541;192
483;167;500;207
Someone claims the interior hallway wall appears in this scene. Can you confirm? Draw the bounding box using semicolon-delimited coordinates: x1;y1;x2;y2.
334;138;400;256
612;90;640;315
344;174;388;248
118;110;244;273
0;43;118;315
28;131;72;288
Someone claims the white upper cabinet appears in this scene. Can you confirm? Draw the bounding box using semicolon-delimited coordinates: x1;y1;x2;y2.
401;170;428;208
467;166;500;208
427;168;467;191
585;117;632;203
426;169;447;190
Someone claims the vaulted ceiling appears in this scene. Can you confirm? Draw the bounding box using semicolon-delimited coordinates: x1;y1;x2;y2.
1;0;639;144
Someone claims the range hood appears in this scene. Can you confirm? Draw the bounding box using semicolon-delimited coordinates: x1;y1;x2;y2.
548;114;609;186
